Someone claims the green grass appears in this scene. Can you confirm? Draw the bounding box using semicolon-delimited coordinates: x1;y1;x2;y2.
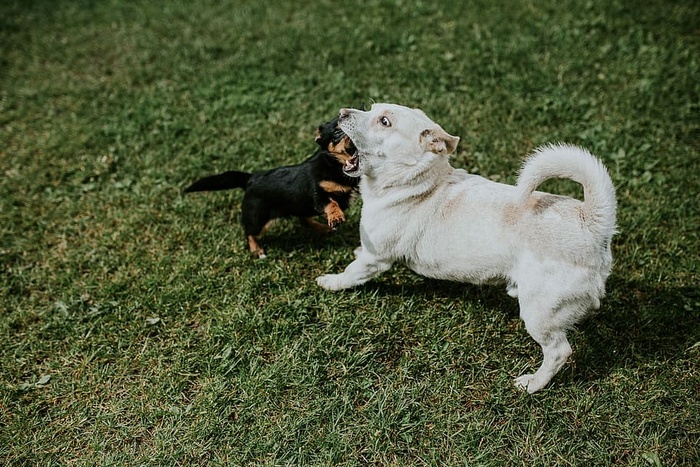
1;0;698;464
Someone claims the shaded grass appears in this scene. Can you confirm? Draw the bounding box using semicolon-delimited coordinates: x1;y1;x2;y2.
1;0;699;465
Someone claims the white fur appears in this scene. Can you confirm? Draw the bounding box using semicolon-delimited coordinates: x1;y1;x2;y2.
316;103;617;393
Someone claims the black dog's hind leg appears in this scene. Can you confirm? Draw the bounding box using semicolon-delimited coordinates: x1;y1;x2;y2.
241;196;273;258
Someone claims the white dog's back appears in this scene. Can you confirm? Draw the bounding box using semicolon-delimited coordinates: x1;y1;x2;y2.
504;144;617;274
517;144;617;238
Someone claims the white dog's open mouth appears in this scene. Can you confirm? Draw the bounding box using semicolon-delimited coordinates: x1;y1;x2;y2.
343;154;361;177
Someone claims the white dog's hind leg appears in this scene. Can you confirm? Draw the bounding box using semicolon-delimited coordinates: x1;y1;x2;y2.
515;300;574;393
316;251;393;291
514;331;572;393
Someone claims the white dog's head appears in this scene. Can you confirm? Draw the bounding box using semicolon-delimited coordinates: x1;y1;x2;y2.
337;103;459;179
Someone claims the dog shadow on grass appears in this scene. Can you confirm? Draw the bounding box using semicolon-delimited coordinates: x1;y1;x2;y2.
574;276;699;384
385;275;698;386
313;254;699;387
263;233;698;386
256;219;360;256
373;273;700;386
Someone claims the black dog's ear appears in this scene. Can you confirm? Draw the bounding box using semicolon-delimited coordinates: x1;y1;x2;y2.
316;116;340;146
419;128;460;155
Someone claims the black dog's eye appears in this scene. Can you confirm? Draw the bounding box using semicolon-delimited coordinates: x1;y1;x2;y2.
379;116;391;127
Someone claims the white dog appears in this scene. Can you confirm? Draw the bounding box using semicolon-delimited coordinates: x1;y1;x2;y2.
316;103;617;393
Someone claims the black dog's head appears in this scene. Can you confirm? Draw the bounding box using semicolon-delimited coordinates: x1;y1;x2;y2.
315;116;356;157
315;104;366;169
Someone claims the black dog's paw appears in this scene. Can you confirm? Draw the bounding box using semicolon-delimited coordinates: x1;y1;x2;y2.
325;201;346;230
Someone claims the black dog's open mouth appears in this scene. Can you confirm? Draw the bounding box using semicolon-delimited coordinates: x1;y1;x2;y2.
343;154;360;176
337;134;360;177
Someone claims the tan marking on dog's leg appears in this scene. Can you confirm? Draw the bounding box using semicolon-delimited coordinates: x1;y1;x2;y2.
259;220;275;236
324;199;345;229
246;221;274;258
303;217;332;234
247;235;266;258
319;180;354;194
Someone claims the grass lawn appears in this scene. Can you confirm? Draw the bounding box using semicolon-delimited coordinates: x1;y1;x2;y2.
1;0;698;464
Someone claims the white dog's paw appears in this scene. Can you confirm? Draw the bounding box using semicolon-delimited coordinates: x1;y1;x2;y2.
514;374;546;394
316;274;350;291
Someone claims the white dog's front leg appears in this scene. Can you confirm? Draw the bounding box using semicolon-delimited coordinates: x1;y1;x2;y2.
316;250;393;291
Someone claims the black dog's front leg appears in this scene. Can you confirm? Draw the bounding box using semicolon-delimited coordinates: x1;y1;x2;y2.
316;181;353;229
323;198;345;230
303;194;342;233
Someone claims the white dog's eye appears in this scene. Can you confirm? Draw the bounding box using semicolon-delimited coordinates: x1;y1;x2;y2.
379;116;391;127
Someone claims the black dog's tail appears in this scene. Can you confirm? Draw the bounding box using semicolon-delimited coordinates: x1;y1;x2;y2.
184;171;252;193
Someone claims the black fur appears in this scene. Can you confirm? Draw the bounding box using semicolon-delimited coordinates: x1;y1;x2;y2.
184;116;359;257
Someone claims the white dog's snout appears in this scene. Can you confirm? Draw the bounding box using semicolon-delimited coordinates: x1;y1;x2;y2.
339;108;352;120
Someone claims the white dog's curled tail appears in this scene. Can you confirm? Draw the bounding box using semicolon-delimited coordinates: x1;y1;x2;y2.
517;143;617;235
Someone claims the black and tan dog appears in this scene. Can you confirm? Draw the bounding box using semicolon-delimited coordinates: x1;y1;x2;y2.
184;117;360;258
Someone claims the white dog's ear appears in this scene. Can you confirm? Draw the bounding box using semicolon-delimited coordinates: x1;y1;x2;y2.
419;128;460;155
